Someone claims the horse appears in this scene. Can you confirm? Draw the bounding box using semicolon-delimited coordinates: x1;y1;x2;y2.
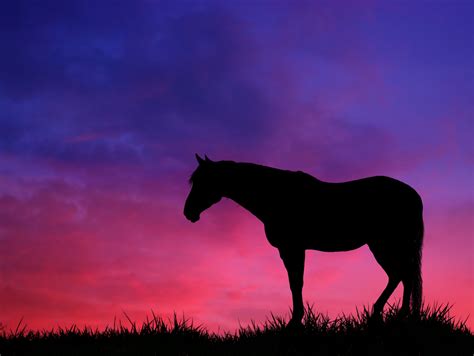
184;154;424;327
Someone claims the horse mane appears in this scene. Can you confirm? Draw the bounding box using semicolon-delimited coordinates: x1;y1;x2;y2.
188;159;307;187
188;159;234;185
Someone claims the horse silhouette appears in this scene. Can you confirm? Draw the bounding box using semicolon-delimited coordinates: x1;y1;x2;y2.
184;154;424;327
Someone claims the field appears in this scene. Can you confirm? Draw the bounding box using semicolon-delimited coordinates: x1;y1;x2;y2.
1;303;472;355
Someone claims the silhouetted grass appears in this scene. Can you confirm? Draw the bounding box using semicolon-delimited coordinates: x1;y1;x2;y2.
1;303;472;355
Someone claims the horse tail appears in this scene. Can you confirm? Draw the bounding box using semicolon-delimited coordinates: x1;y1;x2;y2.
411;217;424;314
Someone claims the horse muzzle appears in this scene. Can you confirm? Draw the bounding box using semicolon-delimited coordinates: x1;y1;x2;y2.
184;209;200;223
188;215;200;223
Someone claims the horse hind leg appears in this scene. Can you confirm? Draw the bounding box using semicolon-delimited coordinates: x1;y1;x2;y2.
373;275;401;316
369;243;402;317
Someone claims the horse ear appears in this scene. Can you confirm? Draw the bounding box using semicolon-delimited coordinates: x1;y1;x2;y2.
195;153;204;165
204;155;213;163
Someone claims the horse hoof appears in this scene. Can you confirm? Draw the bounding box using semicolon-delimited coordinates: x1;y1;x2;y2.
397;308;410;319
286;319;303;331
368;313;383;327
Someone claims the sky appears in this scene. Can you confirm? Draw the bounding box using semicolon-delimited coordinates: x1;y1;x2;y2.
0;0;473;332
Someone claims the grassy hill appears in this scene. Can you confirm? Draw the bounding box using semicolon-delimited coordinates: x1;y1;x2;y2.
1;303;472;355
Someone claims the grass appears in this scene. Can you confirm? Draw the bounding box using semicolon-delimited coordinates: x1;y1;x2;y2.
0;303;472;355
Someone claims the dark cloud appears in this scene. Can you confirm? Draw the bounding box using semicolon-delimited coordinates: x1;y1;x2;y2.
0;1;269;168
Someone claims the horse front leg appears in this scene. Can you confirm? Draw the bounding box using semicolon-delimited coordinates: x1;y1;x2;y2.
280;248;305;327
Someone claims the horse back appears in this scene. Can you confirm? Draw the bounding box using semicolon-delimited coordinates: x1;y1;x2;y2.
287;172;421;213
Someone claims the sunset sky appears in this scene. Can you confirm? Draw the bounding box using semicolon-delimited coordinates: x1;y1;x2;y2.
1;1;472;332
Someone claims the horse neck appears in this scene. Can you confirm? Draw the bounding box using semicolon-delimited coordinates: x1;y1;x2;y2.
220;163;268;221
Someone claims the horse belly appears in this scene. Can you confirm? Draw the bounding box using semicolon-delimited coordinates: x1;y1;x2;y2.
306;234;367;252
298;214;369;252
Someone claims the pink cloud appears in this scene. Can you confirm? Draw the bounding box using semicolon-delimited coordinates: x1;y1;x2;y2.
1;146;473;333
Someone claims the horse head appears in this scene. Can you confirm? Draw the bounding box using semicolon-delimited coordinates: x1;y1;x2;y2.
184;154;222;223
